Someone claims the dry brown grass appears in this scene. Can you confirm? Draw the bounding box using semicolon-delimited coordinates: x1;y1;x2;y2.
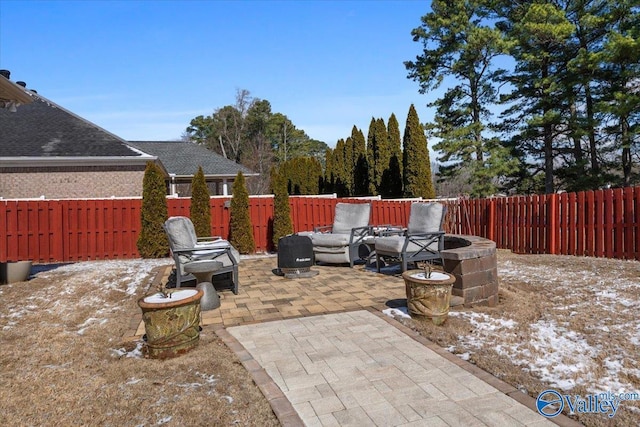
0;260;279;427
2;251;639;427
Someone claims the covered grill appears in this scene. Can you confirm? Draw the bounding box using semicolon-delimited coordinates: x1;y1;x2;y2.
277;235;318;278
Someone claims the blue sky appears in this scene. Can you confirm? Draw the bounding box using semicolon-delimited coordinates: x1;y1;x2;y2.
0;0;438;147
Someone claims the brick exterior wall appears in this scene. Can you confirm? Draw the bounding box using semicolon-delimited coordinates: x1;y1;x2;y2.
0;169;145;199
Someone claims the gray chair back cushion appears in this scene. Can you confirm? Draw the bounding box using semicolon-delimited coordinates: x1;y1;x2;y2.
164;216;197;249
407;203;445;234
332;203;371;234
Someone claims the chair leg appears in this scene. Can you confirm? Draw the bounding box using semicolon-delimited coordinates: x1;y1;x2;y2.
349;245;357;268
232;265;239;295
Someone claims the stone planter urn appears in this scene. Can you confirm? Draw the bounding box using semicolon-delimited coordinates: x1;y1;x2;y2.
0;261;33;284
402;269;455;325
137;288;203;359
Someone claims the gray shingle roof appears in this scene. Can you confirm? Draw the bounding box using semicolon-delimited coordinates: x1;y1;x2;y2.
127;141;256;177
0;95;146;158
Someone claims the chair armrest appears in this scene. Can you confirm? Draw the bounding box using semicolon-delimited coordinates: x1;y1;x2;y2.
351;225;372;234
197;236;223;243
406;231;445;239
405;231;446;251
378;226;406;237
314;225;333;233
172;246;227;255
349;225;373;244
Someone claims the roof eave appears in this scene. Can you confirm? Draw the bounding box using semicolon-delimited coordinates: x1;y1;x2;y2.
0;155;157;168
171;173;260;179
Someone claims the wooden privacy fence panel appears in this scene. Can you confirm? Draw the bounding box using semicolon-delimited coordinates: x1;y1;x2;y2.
463;188;639;260
62;199;140;262
0;200;63;263
0;187;638;263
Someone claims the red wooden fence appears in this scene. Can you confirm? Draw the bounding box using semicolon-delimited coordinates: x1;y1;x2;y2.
1;186;638;263
459;187;640;260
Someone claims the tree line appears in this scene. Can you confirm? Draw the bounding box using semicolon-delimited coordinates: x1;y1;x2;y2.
406;0;639;196
186;91;437;199
320;104;435;199
185;89;328;194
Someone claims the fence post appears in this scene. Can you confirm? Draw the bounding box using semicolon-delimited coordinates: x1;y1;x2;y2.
547;193;558;255
487;198;496;241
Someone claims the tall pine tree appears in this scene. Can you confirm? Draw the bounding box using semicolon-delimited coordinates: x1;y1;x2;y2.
406;0;515;197
498;2;575;194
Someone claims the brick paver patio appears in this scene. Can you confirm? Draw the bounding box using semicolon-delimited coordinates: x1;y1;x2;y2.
124;256;580;427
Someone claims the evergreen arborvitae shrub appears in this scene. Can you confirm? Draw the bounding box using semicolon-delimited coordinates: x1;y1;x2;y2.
403;104;435;199
190;166;211;237
383;113;403;198
229;171;255;254
137;161;169;258
271;166;293;250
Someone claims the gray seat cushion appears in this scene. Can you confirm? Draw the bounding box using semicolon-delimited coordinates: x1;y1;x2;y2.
310;233;351;247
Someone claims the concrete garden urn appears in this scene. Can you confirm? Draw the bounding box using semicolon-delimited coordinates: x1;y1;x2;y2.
137;288;203;359
0;261;33;284
402;269;455;325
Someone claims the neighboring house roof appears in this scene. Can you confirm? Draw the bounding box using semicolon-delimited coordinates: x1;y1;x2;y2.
0;93;154;167
127;141;257;179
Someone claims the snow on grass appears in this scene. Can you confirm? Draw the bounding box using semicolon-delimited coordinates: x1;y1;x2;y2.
382;307;411;319
111;341;145;359
449;311;518;350
452;255;640;398
0;258;171;333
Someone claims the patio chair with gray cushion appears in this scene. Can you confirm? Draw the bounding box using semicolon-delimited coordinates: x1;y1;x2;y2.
163;216;240;294
308;202;372;267
375;202;447;273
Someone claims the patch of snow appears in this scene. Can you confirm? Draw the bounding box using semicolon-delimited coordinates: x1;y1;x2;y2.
195;371;218;386
156;416;172;425
1;259;171;331
77;317;108;335
111;341;145;359
449;311;518;330
382;307;411;319
43;362;71;369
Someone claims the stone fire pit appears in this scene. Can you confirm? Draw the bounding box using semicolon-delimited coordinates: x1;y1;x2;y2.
441;235;498;307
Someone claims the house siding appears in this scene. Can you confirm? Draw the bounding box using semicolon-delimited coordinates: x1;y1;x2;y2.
0;170;145;199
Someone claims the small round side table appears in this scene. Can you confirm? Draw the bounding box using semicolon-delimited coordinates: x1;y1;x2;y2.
183;260;223;310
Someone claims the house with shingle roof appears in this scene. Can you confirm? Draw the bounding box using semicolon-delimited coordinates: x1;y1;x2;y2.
128;141;257;196
0;93;156;199
0;71;256;199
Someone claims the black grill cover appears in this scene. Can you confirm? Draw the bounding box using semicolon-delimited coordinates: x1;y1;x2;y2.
278;235;314;272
